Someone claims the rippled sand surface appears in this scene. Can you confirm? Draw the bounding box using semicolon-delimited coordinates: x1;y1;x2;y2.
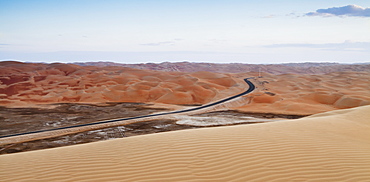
1;105;369;181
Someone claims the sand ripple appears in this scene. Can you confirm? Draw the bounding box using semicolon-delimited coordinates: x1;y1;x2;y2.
1;105;370;181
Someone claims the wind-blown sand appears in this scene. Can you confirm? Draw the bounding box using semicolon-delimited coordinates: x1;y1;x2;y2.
1;105;369;181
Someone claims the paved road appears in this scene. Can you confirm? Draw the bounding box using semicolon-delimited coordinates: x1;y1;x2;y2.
0;78;255;139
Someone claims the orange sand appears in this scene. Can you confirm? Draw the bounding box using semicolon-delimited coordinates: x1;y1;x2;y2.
0;61;244;106
1;105;369;181
1;61;369;115
236;72;370;115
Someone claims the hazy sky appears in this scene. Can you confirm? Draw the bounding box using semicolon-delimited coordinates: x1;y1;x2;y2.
1;0;369;64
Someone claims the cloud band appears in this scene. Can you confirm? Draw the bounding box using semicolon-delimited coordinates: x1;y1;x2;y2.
306;5;370;17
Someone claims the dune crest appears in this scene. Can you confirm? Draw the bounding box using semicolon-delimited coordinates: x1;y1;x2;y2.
1;105;369;181
75;61;370;74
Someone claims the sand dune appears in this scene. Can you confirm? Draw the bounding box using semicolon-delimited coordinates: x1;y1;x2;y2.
76;61;370;74
236;71;370;115
1;61;369;115
0;61;244;106
1;105;369;181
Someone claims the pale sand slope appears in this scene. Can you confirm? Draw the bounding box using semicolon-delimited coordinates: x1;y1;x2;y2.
1;105;370;182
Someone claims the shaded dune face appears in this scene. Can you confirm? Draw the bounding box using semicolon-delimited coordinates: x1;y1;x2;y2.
0;62;241;106
237;72;370;115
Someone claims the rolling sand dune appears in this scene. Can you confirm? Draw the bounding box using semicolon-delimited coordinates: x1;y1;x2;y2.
1;105;369;181
0;61;244;107
236;71;370;115
75;61;370;74
0;61;369;115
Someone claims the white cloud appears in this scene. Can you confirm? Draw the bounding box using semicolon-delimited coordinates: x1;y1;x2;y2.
140;41;175;46
0;44;12;48
264;41;370;52
140;39;183;46
261;14;276;18
306;5;370;17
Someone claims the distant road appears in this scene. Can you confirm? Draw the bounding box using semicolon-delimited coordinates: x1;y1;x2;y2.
0;78;255;139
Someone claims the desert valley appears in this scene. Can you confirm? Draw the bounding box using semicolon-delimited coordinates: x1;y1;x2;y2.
1;61;369;113
0;61;369;181
2;1;370;181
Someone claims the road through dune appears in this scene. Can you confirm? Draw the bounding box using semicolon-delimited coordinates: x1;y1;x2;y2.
0;79;255;145
1;62;369;116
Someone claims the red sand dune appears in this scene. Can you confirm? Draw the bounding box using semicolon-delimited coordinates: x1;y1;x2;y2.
0;61;243;107
0;61;369;115
236;72;370;115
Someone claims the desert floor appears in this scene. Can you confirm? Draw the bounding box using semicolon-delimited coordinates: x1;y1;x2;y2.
0;103;295;154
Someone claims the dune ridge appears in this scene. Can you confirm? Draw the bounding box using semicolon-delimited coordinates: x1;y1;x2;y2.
1;105;369;181
75;61;370;74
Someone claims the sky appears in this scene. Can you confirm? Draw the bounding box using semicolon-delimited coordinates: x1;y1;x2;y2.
0;0;369;64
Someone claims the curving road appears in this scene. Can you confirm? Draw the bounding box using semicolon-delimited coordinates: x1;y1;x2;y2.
0;78;255;139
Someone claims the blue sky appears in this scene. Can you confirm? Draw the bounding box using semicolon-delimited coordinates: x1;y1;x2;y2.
0;0;369;64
